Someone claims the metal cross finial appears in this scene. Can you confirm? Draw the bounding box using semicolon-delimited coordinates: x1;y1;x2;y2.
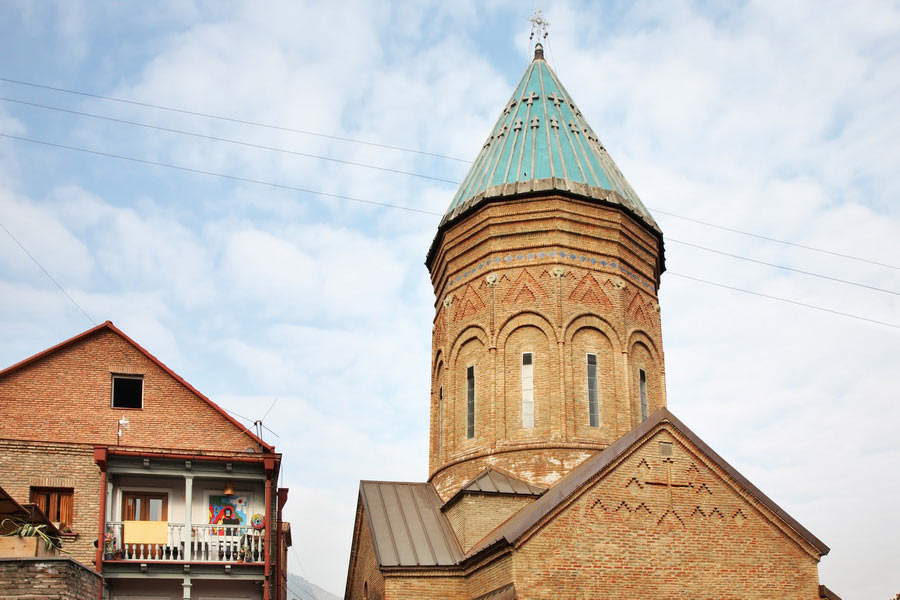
529;10;550;43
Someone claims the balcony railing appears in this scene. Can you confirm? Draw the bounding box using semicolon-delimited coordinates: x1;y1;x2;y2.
105;522;265;563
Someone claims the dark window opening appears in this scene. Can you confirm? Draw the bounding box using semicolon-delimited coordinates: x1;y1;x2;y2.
639;368;648;421
112;375;143;409
466;366;475;439
587;354;599;427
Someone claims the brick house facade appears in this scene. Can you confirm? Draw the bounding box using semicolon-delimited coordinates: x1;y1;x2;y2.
343;45;840;599
0;322;291;600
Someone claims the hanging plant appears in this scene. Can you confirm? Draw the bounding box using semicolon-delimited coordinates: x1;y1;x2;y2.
0;518;65;553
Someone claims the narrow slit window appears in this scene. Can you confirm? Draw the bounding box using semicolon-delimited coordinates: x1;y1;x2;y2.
438;386;443;457
112;375;143;409
639;368;648;421
587;354;599;427
521;352;534;429
466;366;475;439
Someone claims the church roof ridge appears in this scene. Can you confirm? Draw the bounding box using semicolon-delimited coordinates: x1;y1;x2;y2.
439;51;659;234
466;407;830;561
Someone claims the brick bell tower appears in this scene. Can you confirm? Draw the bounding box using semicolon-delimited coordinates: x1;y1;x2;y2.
425;44;667;501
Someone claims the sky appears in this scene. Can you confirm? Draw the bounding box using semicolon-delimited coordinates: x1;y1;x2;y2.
1;1;898;597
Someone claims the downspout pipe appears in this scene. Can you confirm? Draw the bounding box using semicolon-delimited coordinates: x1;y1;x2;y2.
93;447;108;600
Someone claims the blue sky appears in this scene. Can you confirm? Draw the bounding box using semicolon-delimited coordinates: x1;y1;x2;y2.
1;1;899;597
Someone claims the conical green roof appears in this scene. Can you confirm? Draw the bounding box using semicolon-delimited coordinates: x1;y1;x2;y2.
441;45;659;233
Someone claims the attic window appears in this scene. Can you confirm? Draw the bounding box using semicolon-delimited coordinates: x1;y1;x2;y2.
112;374;143;409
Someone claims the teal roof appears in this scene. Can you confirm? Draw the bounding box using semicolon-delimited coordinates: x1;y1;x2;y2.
441;45;659;233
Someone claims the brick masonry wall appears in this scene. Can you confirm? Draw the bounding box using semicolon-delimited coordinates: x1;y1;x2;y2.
444;495;534;553
0;328;262;452
0;440;99;567
511;427;822;599
0;557;101;600
345;504;386;600
428;196;666;500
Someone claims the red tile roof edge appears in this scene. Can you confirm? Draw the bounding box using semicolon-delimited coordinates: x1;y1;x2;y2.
0;321;273;452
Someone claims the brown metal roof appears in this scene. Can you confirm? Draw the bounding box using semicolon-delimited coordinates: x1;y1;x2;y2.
469;408;830;559
359;481;464;567
0;486;60;537
463;468;546;496
443;467;546;509
472;583;516;600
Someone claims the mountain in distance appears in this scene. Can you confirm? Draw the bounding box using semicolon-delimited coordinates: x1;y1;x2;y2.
286;572;341;600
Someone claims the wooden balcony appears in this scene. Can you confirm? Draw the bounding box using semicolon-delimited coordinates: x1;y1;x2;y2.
104;522;265;564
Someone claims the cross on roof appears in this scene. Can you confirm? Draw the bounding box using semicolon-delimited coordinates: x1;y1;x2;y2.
644;458;693;507
529;10;550;43
523;91;539;106
547;92;563;107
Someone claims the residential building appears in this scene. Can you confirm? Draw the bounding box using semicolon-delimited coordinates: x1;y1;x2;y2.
0;321;290;600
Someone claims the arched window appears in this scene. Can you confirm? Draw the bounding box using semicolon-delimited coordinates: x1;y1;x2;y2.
363;581;368;599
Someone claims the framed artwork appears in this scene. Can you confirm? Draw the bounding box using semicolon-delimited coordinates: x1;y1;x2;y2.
208;494;249;534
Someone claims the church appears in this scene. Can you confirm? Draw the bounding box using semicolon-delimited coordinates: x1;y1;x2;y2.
343;43;839;600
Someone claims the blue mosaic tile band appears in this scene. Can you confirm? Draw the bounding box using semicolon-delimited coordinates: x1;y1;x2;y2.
448;250;656;292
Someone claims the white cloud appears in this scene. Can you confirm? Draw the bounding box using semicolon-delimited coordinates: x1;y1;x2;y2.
0;1;898;597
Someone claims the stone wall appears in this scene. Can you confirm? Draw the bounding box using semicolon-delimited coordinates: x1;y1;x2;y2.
0;557;100;600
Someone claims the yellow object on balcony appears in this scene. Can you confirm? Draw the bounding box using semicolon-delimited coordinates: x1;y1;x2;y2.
123;520;168;545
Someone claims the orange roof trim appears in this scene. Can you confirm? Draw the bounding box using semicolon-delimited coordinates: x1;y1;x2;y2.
0;320;273;452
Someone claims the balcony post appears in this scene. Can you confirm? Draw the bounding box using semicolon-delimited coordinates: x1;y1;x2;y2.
93;446;108;600
184;475;193;562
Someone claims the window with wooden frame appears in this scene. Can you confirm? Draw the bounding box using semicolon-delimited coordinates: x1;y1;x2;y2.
112;374;143;409
122;493;168;522
30;487;74;528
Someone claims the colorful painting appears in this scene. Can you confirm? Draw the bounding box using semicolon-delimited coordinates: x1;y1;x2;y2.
208;495;249;534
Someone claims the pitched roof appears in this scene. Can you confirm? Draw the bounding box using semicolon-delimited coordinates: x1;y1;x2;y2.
444;467;546;508
0;321;271;452
359;481;463;567
440;44;659;235
469;408;829;559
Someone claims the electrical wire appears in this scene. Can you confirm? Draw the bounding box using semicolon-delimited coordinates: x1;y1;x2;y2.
652;207;900;271
0;76;471;163
290;546;321;600
667;238;900;297
2;78;895;272
668;272;900;330
0;132;441;216
0;220;96;326
3;132;897;332
0;96;459;185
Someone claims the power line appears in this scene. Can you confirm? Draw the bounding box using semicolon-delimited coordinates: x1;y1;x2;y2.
668;272;900;330
668;238;900;297
4;77;896;273
0;76;471;163
0;96;459;185
4;78;896;274
4;131;898;332
652;208;900;271
0;132;441;216
0;220;96;326
290;547;320;600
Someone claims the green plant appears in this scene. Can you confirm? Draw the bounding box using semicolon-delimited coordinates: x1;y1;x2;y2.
1;518;65;553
